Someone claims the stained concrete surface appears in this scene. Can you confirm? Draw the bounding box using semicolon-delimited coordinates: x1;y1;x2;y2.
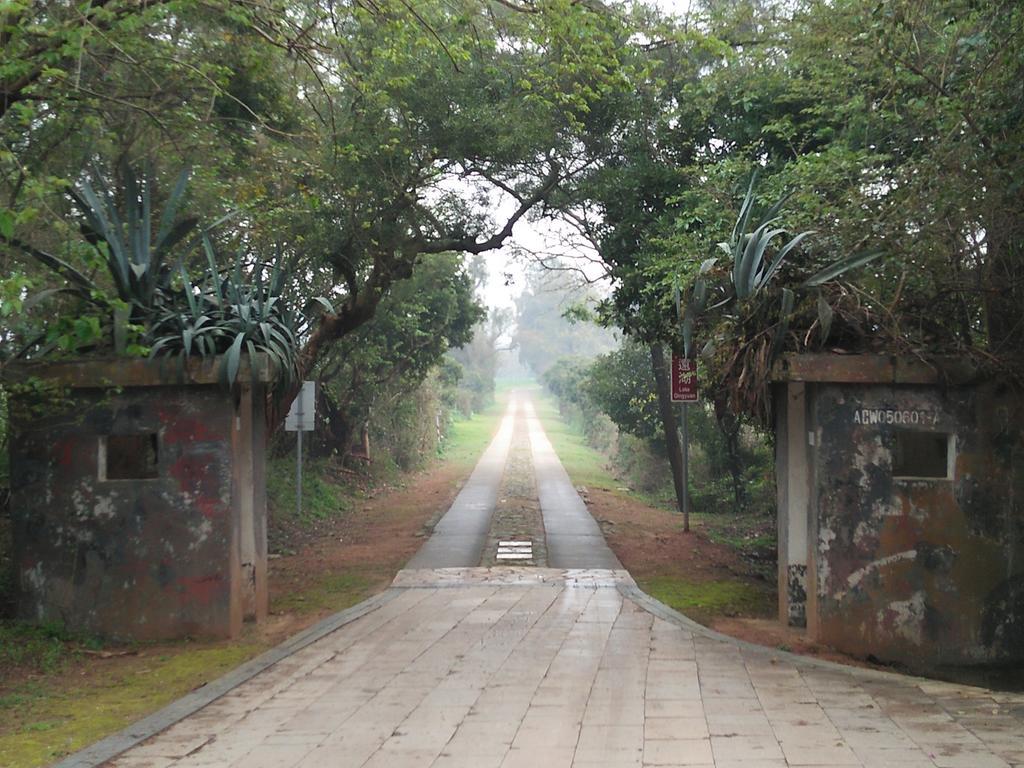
85;391;1024;768
525;400;622;571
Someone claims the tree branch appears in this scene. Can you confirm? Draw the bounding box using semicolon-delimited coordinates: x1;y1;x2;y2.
420;159;562;255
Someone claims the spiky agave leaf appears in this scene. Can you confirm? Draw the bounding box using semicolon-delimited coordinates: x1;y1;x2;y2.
803;249;884;287
69;164;199;313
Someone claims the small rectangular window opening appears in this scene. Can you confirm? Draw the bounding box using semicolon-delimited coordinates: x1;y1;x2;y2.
100;434;159;480
892;430;952;479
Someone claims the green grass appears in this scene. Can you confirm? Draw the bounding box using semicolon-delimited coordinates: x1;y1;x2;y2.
696;510;775;546
531;392;618;491
266;455;353;524
272;572;375;616
495;375;537;392
0;623;109;685
0;642;261;768
693;510;777;580
442;394;508;469
639;575;771;624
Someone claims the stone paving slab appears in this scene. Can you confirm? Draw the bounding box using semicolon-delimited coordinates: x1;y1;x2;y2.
97;569;1024;768
392;567;635;589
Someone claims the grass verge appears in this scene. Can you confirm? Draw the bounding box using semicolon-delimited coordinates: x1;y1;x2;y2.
442;391;508;470
639;576;769;626
272;571;377;616
0;639;260;768
530;391;616;491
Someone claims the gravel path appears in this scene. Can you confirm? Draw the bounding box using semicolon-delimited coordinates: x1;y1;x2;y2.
479;405;548;568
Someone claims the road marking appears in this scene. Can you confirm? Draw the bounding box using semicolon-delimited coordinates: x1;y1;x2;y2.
497;539;533;562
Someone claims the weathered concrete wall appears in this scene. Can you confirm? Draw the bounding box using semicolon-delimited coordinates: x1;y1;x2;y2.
809;382;1023;667
8;361;269;641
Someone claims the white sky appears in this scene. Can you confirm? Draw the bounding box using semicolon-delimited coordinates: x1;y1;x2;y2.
478;0;693;313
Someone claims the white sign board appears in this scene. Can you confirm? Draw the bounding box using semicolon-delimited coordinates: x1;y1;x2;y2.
285;381;316;431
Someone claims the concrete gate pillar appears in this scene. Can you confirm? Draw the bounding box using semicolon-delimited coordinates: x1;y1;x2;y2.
776;381;810;628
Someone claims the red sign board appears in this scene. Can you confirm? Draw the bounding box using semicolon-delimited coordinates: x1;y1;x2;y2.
671;354;699;402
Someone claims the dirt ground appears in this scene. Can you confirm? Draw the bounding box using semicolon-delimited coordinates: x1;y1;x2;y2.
266;462;466;629
589;486;758;583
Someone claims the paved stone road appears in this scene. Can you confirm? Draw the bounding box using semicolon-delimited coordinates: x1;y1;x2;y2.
96;394;1024;768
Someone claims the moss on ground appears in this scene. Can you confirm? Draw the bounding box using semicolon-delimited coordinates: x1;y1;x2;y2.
272;571;376;616
639;575;771;625
0;642;261;768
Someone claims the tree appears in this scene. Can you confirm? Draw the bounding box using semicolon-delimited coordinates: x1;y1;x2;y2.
2;0;644;431
314;253;483;461
686;0;1024;358
513;262;617;377
449;306;513;416
547;7;725;521
584;340;661;441
541;0;1023;523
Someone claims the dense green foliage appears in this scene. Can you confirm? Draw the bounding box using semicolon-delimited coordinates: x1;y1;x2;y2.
309;253;482;465
527;0;1022;518
1;0;1020;565
565;0;1023;413
1;0;642;389
542;343;774;514
447;257;512;416
4;0;1018;436
0;0;645;504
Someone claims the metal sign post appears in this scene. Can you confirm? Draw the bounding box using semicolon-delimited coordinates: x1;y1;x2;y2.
670;355;699;532
682;400;689;525
285;381;316;519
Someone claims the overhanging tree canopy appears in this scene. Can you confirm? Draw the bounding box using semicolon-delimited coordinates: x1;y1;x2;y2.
1;0;642;423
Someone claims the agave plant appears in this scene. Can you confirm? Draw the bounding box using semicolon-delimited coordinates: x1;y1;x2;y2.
68;162;198;319
11;161;316;385
148;236;331;388
720;174;815;302
8;163;202;355
679;173;882;357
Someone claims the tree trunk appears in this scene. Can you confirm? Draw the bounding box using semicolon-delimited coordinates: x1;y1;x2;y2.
983;211;1024;355
266;283;386;433
713;394;747;514
650;344;690;531
318;389;354;461
360;422;371;463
